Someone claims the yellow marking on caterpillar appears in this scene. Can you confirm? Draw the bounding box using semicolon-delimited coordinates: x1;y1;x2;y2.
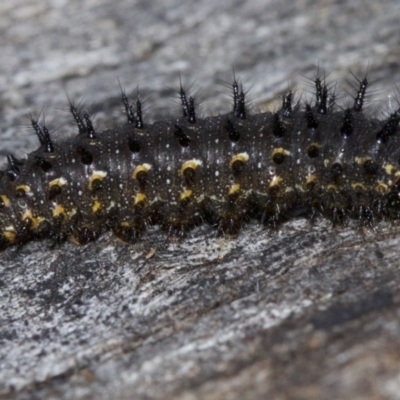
134;193;147;205
21;210;45;229
269;175;282;188
180;189;192;201
228;184;241;195
229;153;249;169
2;227;16;242
375;182;389;194
49;177;67;188
88;170;107;190
324;159;330;168
180;159;202;176
355;156;371;165
384;164;396;175
306;174;317;186
327;184;338;191
16;185;31;193
132;164;152;180
0;195;10;207
271;148;291;157
91;200;102;213
351;182;366;191
52;204;66;219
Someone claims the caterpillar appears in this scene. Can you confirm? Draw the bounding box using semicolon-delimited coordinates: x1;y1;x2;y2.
1;72;400;251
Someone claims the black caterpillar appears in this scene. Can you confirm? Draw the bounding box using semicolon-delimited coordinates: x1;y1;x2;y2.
1;71;400;251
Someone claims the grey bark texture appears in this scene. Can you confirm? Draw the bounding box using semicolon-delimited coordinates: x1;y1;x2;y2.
1;0;400;399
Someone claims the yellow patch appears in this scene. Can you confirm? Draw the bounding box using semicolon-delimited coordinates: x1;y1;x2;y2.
134;193;147;205
0;195;10;208
229;153;249;169
384;164;396;175
327;184;338;191
52;204;66;219
271;148;291;157
306;174;317;186
269;175;282;188
351;182;366;191
355;156;371;165
21;210;45;229
16;185;31;193
180;189;193;201
91;200;102;213
2;228;16;242
49;177;67;188
132;164;152;180
88;171;107;190
375;182;389;194
228;184;241;195
180;159;202;177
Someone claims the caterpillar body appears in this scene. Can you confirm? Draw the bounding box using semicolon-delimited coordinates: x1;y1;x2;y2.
1;73;400;251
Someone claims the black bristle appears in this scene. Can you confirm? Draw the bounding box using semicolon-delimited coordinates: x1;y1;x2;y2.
29;115;45;144
188;96;196;124
84;113;95;139
29;115;54;153
179;82;196;124
353;75;368;112
232;78;246;119
314;76;328;115
121;91;135;124
42;125;54;153
281;91;293;118
69;101;86;134
179;84;190;118
135;93;144;129
232;75;239;114
6;155;22;181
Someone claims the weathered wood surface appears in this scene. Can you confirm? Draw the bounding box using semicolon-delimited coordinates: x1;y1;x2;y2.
1;0;400;399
